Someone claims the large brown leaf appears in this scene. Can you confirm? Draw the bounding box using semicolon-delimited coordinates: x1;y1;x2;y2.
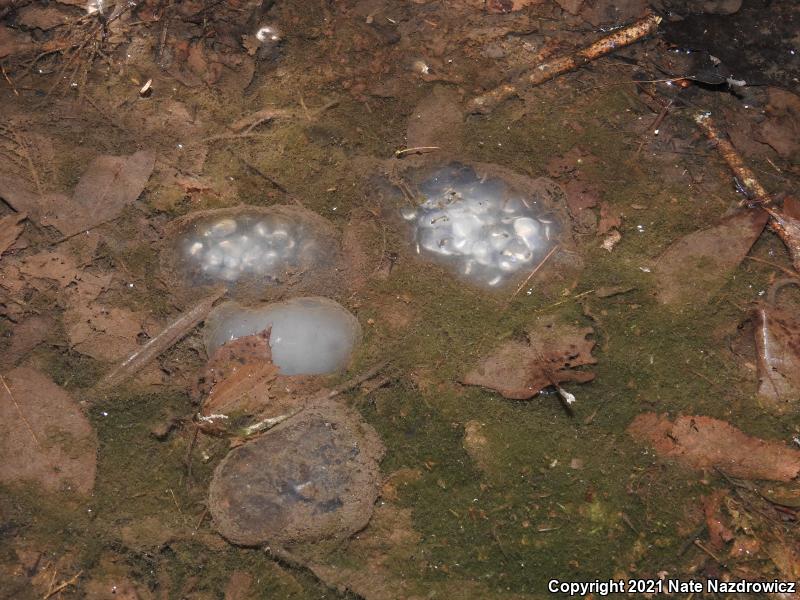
655;209;769;306
0;367;97;495
200;332;280;417
463;315;596;399
19;250;79;288
628;413;800;482
45;151;155;237
0;151;154;237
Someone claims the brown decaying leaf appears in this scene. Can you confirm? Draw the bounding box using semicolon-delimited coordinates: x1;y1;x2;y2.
0;174;46;215
19;250;78;288
0;151;155;236
0;367;97;495
196;332;321;435
767;540;800;582
0;314;55;369
628;413;800;482
702;489;734;550
0;25;34;59
754;88;800;159
463;315;596;399
200;332;281;417
0;213;25;256
753;287;800;414
45;151;155;237
224;571;254;600
64;303;152;362
654;209;769;306
597;202;622;235
15;4;70;30
564;178;600;214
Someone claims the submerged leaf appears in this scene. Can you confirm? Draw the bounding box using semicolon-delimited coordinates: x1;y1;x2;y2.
753;286;800;414
44;151;155;237
0;213;25;257
0;367;97;495
197;331;321;436
64;303;153;362
0;152;154;236
463;315;596;399
655;209;769;306
628;413;800;482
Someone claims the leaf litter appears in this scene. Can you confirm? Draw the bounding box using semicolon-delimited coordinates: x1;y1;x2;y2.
654;209;769;306
194;330;317;437
0;367;97;495
463;315;597;400
753;279;800;414
0;150;154;237
628;413;800;482
0;213;26;257
1;0;799;594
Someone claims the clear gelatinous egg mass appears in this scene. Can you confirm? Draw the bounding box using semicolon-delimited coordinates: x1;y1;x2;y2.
404;165;557;288
179;212;318;285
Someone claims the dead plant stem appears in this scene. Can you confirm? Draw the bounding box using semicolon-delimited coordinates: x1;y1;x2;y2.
509;244;560;301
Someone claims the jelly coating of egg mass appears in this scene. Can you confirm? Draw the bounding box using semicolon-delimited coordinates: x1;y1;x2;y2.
406;166;555;288
180;214;313;284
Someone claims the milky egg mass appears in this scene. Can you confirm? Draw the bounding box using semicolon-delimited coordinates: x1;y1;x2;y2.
404;165;556;288
178;211;323;285
204;297;361;376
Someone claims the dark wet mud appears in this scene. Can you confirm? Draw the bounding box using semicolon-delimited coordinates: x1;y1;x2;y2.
662;0;799;91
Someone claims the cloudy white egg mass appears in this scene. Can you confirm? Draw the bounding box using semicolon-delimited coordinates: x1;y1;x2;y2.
176;211;321;286
204;297;361;376
405;165;557;288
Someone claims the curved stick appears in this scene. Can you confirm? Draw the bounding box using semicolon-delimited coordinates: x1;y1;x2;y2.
468;14;662;114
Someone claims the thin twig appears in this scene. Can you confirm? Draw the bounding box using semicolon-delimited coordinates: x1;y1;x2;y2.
201;132;268;144
693;540;725;565
328;360;391;398
394;146;440;158
1;375;40;447
195;505;209;530
694;112;771;206
533;289;595;313
744;255;798;278
468;13;662;113
1;65;19;96
184;424;199;490
509;244;559;301
43;570;82;599
232;151;288;194
92;287;226;395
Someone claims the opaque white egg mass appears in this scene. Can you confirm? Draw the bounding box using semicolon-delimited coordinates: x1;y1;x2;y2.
204;297;361;376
